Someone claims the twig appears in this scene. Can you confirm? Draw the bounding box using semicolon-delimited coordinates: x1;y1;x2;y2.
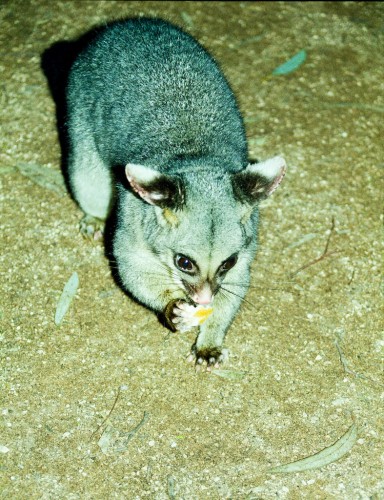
290;217;340;278
91;386;121;438
290;250;340;278
125;411;149;440
97;411;150;454
348;268;356;286
334;336;382;386
334;340;362;378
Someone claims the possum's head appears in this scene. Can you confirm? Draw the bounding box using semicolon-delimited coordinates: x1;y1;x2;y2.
125;156;286;306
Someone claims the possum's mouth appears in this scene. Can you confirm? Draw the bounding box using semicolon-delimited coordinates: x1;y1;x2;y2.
181;280;214;307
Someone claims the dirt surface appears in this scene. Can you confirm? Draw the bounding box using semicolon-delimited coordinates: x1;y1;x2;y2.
1;1;383;498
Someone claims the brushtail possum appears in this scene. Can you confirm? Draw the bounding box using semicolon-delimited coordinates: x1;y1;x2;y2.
66;18;286;367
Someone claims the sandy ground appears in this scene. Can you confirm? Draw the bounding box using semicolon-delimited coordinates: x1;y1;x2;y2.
1;1;383;498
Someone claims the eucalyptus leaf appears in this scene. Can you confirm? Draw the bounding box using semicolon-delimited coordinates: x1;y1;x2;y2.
16;162;66;196
180;11;194;29
288;233;318;249
54;272;79;326
269;423;357;473
273;49;307;75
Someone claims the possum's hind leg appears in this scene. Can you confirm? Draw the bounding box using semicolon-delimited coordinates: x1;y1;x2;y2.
67;135;113;236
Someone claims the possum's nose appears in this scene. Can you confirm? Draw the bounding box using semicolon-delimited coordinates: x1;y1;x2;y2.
192;283;213;305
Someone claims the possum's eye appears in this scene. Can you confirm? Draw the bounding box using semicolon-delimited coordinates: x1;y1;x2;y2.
219;254;238;274
175;254;196;274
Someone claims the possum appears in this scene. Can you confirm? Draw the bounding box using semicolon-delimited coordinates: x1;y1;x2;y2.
65;17;286;367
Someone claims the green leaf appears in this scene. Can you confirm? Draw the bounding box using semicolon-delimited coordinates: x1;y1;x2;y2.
269;423;358;473
16;162;66;196
272;50;307;75
54;272;79;326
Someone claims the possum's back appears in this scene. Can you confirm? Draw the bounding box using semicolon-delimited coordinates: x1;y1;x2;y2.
67;18;247;170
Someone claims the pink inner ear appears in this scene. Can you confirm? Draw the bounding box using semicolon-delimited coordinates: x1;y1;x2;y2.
126;174;157;205
267;165;286;196
127;174;146;197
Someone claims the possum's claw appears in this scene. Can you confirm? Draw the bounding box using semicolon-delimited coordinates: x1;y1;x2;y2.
79;214;104;240
188;345;229;371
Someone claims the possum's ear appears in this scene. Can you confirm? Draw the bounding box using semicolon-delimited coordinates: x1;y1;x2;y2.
232;156;286;204
125;163;184;209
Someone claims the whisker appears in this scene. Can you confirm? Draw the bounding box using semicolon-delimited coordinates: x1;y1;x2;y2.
218;286;255;310
224;280;297;293
223;281;249;288
219;290;253;313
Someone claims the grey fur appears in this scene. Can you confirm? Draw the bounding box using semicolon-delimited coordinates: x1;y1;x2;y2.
66;18;286;365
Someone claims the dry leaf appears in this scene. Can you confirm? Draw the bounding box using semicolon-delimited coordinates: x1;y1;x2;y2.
269;423;358;473
272;50;307;75
54;272;79;326
16;162;66;196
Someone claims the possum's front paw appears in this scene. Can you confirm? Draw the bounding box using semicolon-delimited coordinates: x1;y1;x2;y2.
79;214;104;240
172;301;208;332
188;345;229;371
163;300;213;333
